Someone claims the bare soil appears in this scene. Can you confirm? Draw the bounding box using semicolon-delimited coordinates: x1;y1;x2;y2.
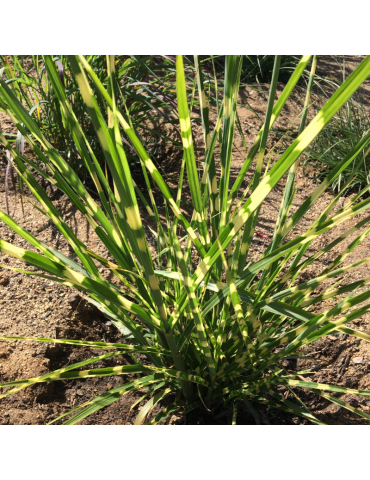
1;55;370;425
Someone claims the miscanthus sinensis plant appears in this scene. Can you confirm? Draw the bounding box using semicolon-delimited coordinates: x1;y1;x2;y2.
1;55;370;424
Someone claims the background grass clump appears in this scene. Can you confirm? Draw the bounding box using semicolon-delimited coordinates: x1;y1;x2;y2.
0;55;187;179
305;97;370;194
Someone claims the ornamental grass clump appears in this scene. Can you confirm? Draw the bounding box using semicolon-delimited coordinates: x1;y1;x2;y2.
2;55;370;424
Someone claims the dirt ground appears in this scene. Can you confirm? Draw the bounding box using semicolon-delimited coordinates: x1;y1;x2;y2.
1;55;370;425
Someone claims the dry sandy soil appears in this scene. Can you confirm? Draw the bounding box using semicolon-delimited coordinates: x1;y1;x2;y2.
1;55;370;425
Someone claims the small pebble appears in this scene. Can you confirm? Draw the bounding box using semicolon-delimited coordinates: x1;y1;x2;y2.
0;273;9;286
353;357;363;364
67;293;80;305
